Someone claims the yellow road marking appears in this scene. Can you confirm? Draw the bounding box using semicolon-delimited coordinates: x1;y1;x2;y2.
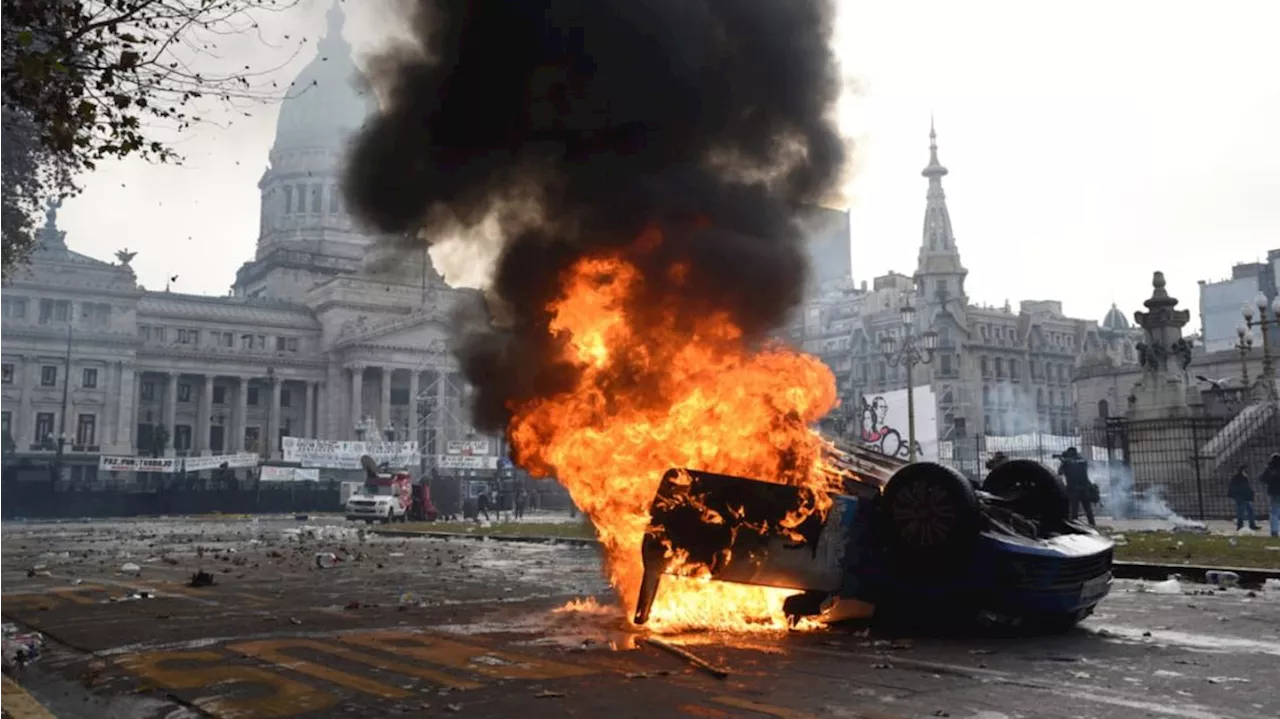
50;584;105;605
118;650;335;719
0;594;57;613
227;639;415;699
1;675;59;719
711;696;819;719
340;631;594;680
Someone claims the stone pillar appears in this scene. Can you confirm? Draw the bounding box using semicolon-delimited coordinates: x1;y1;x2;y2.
304;381;315;439
234;377;249;452
1128;271;1193;420
18;359;35;449
164;373;178;456
101;361;119;450
437;370;449;450
350;365;365;439
199;375;214;453
130;371;142;453
315;382;327;439
268;378;282;459
380;367;393;437
408;370;420;444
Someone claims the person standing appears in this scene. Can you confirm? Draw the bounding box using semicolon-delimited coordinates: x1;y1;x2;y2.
515;487;527;520
1227;464;1261;532
476;488;492;523
1058;447;1096;527
1260;453;1280;538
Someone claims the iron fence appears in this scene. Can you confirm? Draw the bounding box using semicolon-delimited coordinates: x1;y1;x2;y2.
935;409;1280;521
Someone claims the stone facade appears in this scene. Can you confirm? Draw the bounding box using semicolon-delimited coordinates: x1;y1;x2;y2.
1;5;476;478
799;125;1146;441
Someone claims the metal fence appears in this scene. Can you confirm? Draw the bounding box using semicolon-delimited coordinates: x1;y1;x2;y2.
937;408;1280;521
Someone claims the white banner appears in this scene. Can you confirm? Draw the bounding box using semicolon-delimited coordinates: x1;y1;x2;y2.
182;453;259;472
99;456;179;473
855;386;939;462
446;439;491;456
282;438;419;469
259;466;321;482
435;454;499;470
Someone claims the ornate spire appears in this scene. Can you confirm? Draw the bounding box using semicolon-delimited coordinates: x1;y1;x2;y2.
923;114;948;180
914;120;968;307
319;0;348;51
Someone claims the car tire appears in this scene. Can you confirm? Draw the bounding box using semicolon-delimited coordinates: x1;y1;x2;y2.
983;459;1070;529
879;462;980;576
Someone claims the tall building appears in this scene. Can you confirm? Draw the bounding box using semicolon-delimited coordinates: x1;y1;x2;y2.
1198;251;1279;354
1;3;474;481
840;125;1144;444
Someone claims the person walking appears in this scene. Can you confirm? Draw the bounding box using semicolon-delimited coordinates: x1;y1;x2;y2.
515;487;528;520
1058;447;1096;527
1260;453;1280;538
476;488;492;523
1227;464;1261;532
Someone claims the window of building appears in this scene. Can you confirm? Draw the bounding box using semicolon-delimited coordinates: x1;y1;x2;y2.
178;383;193;402
177;329;200;345
939;354;952;375
980;356;989;376
241;333;254;350
1037;388;1044;407
35;412;55;445
1009;360;1019;381
284;186;293;214
38;299;71;324
174;425;193;451
82;367;98;388
1;411;10;439
1098;399;1109;419
41;365;58;386
76;414;96;446
1;363;12;384
276;336;287;351
280;388;291;407
877;362;887;382
81;302;110;327
995;357;1004;378
244;426;261;452
287;337;298;352
982;385;991;405
247;386;260;406
980;325;988;339
330;185;341;213
2;296;29;319
256;335;266;350
213;386;226;404
141;381;156;401
220;332;234;348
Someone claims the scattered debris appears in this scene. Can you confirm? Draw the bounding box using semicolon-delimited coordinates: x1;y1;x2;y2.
1204;570;1240;588
189;571;215;588
1263;578;1280;592
534;690;566;698
120;562;142;574
289;617;303;625
315;552;340;569
345;601;361;610
642;637;729;679
445;703;462;713
2;624;44;669
1144;577;1183;595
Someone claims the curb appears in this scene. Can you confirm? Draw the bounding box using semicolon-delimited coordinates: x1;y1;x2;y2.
371;529;599;547
1112;560;1280;587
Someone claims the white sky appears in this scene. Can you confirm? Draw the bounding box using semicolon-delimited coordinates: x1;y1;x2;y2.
57;0;1280;331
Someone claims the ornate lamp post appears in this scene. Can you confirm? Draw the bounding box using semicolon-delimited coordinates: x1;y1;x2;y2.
1241;292;1280;399
1235;323;1254;388
878;299;939;463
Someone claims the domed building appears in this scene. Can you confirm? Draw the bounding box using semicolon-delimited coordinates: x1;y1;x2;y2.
2;2;477;491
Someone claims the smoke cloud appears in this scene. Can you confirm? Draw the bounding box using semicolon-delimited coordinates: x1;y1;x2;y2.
342;0;848;431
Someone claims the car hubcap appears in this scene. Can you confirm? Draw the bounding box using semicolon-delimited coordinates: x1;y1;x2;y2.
893;481;957;547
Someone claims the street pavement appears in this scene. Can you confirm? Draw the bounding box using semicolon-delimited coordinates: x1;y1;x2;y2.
2;517;1278;719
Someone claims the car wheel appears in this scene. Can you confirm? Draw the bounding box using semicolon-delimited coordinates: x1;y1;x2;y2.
879;462;980;576
983;459;1069;529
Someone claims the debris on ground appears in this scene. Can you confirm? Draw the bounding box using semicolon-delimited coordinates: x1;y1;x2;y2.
642;637;729;679
1204;570;1240;588
2;623;44;669
120;562;142;574
1263;578;1280;592
1143;576;1183;595
314;552;341;569
534;690;566;698
189;570;215;587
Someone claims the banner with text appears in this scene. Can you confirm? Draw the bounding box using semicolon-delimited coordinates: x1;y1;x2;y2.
183;453;260;472
282;438;419;469
446;439;491;456
435;454;499;470
99;456;179;473
259;466;321;482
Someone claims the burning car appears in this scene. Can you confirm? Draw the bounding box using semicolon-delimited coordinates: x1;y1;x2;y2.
634;442;1114;633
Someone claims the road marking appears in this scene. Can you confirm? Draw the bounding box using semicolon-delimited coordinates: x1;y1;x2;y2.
0;675;59;719
340;631;594;680
51;584;105;605
119;650;336;719
711;696;820;719
228;639;411;699
0;594;57;613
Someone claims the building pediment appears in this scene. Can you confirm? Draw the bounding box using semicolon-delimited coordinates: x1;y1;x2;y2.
333;311;451;353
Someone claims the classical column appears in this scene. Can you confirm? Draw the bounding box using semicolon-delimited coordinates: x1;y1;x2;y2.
315;382;327;439
268;377;283;459
437;370;450;450
164;373;178;455
129;371;142;453
303;381;315;439
380;367;393;437
350;365;365;439
234;377;249;452
408;370;420;445
18;359;35;449
199;375;214;453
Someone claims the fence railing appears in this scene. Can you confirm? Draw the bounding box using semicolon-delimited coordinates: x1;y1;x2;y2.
931;411;1280;521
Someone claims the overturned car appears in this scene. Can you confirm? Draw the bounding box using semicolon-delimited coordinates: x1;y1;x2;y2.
634;442;1114;633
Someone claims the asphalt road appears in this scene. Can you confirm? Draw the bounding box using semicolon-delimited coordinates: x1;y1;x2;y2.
2;517;1278;719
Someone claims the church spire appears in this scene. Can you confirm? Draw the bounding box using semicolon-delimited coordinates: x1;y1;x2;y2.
914;120;967;307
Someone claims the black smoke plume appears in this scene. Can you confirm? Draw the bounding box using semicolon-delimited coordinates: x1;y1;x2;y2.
343;0;847;432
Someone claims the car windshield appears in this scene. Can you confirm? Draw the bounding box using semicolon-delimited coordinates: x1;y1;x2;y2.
359;484;393;497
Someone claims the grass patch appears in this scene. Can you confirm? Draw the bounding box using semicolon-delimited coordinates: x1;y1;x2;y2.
394;520;598;540
1111;531;1280;570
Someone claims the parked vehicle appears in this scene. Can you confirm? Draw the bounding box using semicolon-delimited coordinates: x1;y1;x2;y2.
345;455;412;523
634;442;1114;634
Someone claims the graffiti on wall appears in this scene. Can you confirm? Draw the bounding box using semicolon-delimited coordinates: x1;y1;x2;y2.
857;386;938;461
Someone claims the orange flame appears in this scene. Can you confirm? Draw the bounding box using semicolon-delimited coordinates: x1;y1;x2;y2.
507;233;842;632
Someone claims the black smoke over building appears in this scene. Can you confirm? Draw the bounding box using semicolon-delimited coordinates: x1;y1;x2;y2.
343;0;848;431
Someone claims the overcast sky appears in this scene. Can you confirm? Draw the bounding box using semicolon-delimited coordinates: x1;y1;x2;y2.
56;0;1280;332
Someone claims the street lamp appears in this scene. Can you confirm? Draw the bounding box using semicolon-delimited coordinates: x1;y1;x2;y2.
1241;292;1280;399
1235;323;1254;388
879;299;939;463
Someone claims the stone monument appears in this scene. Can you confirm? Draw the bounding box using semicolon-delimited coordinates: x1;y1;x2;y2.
1128;271;1193;420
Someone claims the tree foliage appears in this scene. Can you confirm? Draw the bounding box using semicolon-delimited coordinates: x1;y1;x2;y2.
1;0;304;275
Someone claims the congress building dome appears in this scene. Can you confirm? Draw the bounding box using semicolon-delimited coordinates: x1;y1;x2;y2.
1102;302;1130;331
270;0;376;159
